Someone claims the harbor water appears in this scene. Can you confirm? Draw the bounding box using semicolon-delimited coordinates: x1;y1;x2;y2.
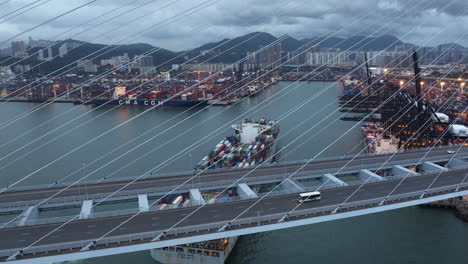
0;81;466;263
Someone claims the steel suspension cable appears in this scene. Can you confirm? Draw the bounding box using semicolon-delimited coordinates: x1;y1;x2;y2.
3;0;442;252
29;0;460;246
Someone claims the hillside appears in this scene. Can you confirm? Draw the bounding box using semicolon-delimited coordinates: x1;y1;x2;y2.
1;33;465;74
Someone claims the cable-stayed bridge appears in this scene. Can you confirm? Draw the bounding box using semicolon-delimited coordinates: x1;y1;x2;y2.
0;146;467;263
0;0;466;263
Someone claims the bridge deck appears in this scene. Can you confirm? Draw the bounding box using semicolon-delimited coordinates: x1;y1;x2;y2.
0;167;467;262
0;146;466;208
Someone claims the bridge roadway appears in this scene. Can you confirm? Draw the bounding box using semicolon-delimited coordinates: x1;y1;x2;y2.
0;145;467;207
0;166;467;262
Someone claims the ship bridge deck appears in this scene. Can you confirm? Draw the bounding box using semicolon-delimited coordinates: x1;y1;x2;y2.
233;123;272;144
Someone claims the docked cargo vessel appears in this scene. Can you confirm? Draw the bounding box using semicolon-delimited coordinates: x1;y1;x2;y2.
91;86;208;107
151;118;280;264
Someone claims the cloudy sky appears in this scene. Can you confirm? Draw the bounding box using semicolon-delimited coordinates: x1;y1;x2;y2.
0;0;467;51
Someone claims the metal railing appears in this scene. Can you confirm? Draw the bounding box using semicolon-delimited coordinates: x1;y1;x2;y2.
3;167;467;228
1;156;458;211
3;145;466;194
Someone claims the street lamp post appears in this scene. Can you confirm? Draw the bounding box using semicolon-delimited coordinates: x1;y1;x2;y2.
440;81;446;91
461;82;465;94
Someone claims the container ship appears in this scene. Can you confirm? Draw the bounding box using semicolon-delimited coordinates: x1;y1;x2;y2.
91;86;208;107
196;118;280;170
151;118;280;264
150;237;238;264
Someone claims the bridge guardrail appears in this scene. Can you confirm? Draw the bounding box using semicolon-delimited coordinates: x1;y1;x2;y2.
2;155;467;212
0;173;291;209
4;176;468;228
3;144;465;194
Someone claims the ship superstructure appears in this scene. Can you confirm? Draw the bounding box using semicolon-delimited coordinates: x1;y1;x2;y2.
150;237;237;264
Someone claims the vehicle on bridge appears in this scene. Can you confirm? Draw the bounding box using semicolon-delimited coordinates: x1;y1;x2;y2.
298;191;321;203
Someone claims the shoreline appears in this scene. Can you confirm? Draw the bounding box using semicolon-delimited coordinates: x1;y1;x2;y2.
420;197;468;222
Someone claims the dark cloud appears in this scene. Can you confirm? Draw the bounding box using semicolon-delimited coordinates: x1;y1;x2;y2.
0;0;466;51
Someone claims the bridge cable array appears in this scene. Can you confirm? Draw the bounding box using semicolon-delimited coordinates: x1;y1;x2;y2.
24;0;460;249
0;0;466;258
0;0;381;191
0;0;380;226
201;34;468;225
0;0;265;127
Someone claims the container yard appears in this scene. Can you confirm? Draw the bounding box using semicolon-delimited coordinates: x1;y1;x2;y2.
361;123;399;154
340;51;467;153
0;69;280;107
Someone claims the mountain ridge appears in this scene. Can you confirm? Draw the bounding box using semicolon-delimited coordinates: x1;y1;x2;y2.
1;32;465;73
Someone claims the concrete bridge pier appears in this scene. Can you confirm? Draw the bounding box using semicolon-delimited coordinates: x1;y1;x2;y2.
138;194;150;212
358;169;384;182
237;183;258;199
392;165;419;178
189;189;206;206
422;162;448;173
79;200;94;219
17;206;39;226
280;178;304;192
322;173;347;187
447;159;468;169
